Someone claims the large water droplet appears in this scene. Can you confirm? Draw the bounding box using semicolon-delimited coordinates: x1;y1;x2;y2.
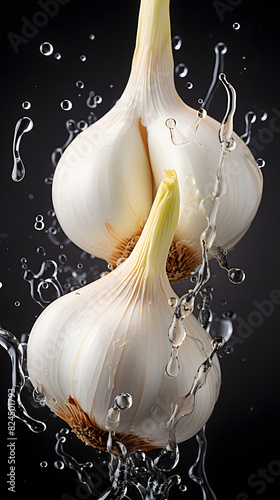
173;35;182;50
60;100;72;111
40;42;53;56
228;268;246;284
175;63;188;78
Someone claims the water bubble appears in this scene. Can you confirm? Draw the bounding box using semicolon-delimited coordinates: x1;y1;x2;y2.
40;42;53;56
14;301;21;307
76;80;84;89
242;357;247;362
224;345;233;355
228;268;246;284
89;33;95;40
179;484;187;492
54;460;64;470
40;461;48;468
257;158;265;168
165;118;176;129
198;98;203;104
77;263;83;269
22;101;31;109
78;120;88;131
215;42;227;55
175;63;188;78
54;52;61;60
86;91;102;108
60;100;72;111
58;254;67;265
233;22;240;30
37;246;46;256
260;111;268;121
173;35;182;50
114;393;133;410
80;54;87;62
0;282;2;289
185;81;193;89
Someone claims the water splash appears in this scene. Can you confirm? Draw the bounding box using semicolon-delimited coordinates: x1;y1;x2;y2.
188;425;217;500
212;244;245;284
11;117;33;182
22;259;64;308
0;327;46;432
240;111;257;145
202;42;227;111
158;336;225;473
165;108;207;146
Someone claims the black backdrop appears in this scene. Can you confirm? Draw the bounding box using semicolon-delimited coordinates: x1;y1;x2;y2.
1;1;280;499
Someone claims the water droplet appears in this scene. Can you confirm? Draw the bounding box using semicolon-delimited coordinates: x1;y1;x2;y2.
0;282;3;289
54;52;61;60
34;215;45;231
185;81;193;89
165;118;176;129
114;393;133;410
76;80;84;89
11;117;33;182
233;22;240;30
40;42;53;56
37;246;46;256
260;111;268;121
77;263;83;269
175;63;188;78
242;357;247;362
40;461;48;468
86;90;102;108
250;406;255;411
89;33;95;40
215;42;227;55
257;158;265;168
60;99;72;111
198;98;203;104
54;460;64;470
179;484;187;492
228;268;246;284
58;254;67;265
224;345;233;355
78;120;88;131
14;301;21;307
22;101;31;109
173;35;182;50
80;54;87;62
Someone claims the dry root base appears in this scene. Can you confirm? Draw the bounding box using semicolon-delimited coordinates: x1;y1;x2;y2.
109;237;201;283
55;396;155;453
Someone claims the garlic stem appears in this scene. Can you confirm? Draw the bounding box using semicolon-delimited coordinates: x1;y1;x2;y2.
130;169;179;276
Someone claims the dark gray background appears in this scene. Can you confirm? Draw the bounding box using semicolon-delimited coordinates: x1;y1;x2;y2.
0;1;279;499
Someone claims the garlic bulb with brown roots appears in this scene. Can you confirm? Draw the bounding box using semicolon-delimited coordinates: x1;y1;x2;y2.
27;171;221;453
52;0;263;282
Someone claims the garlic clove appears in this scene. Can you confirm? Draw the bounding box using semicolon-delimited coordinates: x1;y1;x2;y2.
28;171;221;452
52;0;263;282
52;104;153;266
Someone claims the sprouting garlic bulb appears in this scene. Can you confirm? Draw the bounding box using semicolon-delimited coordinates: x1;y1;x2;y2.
52;0;263;282
27;171;221;452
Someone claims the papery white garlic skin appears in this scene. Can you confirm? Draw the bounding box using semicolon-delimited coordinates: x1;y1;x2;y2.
52;0;263;278
28;171;221;451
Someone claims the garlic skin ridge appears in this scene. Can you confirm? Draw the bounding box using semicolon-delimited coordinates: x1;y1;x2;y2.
52;0;263;282
27;171;221;452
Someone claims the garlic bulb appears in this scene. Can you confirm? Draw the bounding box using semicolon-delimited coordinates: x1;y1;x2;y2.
52;0;263;282
27;171;221;452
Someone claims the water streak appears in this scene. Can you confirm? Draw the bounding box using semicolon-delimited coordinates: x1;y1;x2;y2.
11;117;33;182
188;425;217;500
23;259;64;308
202;43;227;111
240;111;257;145
0;327;46;432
